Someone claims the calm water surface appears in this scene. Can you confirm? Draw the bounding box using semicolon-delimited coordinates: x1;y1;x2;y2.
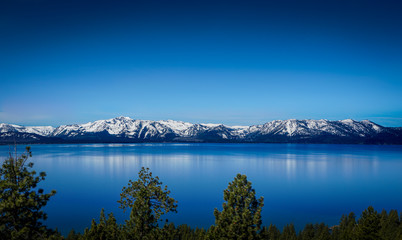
1;143;402;235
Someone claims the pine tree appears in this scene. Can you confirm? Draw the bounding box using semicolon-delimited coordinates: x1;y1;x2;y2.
280;223;297;240
379;209;400;240
161;222;177;240
212;173;264;240
399;212;402;239
0;146;56;239
118;167;177;239
267;224;281;240
260;224;281;240
105;212;121;240
177;224;196;239
98;209;107;239
66;229;81;240
300;223;315;240
355;206;380;240
84;219;99;240
259;226;269;239
82;209;122;240
206;225;215;239
313;223;330;240
334;212;356;240
194;227;207;240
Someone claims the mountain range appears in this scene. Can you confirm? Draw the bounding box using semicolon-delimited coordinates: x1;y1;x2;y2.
1;117;401;144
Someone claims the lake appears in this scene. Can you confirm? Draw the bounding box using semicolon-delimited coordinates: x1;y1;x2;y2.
1;143;402;235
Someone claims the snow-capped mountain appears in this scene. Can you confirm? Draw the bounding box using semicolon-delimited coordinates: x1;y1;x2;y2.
1;117;401;144
0;123;55;136
0;123;58;144
247;119;382;137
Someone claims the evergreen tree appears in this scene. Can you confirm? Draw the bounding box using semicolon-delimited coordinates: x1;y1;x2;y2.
379;209;400;240
161;222;177;240
355;206;380;240
398;212;402;240
82;209;122;240
105;212;121;240
0;146;56;240
300;223;315;240
118;167;177;239
66;229;81;240
268;224;281;240
84;219;99;240
259;226;269;239
194;227;207;240
177;224;195;240
206;225;215;239
313;223;330;240
399;212;402;239
280;223;297;240
97;209;107;239
46;231;63;240
334;212;356;240
212;173;264;239
260;224;281;240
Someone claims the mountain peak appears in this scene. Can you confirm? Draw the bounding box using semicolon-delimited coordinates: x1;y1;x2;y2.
341;119;356;123
111;116;133;121
1;118;401;144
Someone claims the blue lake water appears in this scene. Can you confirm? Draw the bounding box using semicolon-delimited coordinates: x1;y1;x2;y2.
1;143;402;235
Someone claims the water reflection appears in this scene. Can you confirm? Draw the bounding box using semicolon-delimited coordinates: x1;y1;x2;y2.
0;143;401;235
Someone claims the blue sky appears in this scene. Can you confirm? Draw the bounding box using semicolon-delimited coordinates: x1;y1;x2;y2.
1;0;401;126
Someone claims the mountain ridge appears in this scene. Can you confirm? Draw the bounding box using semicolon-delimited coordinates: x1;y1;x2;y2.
1;117;401;145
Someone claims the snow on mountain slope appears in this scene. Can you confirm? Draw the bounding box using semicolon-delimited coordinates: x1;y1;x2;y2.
51;117;243;139
49;117;390;140
25;126;55;136
1;117;400;144
52;117;188;139
158;120;193;133
0;123;54;136
248;119;383;138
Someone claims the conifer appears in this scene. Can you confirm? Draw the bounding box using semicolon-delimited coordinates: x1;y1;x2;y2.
118;167;177;239
0;146;56;239
280;223;297;240
355;206;380;240
212;173;264;239
379;209;400;240
336;212;357;240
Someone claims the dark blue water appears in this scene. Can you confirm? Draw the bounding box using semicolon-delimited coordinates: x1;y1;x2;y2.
1;143;402;235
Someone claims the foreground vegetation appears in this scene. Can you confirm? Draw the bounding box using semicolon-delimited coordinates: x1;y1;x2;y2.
1;147;402;239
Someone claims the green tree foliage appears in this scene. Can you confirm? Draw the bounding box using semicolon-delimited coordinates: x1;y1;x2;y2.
300;223;315;240
104;212;121;240
280;223;297;240
332;212;357;240
194;227;207;240
379;209;400;240
161;222;177;240
355;206;380;240
212;173;264;239
59;202;402;240
312;223;330;240
0;146;56;240
66;229;81;240
260;224;280;240
176;224;197;240
118;167;178;239
160;223;207;240
82;208;122;240
399;212;402;239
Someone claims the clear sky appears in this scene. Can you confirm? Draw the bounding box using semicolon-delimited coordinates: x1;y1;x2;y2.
1;0;401;127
